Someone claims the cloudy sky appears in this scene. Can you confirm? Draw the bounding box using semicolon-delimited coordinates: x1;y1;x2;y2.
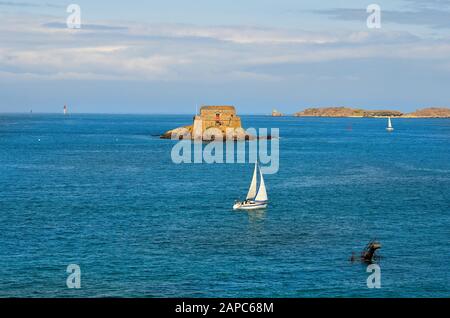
0;0;449;113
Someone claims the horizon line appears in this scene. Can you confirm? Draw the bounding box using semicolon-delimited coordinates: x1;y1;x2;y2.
1;106;448;116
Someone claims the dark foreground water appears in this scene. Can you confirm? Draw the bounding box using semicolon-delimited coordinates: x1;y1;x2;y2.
0;114;449;297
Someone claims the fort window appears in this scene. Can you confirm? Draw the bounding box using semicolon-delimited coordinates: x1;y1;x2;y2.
215;113;221;125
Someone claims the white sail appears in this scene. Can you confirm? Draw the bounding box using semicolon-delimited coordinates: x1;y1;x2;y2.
387;117;392;128
246;162;258;200
254;169;268;202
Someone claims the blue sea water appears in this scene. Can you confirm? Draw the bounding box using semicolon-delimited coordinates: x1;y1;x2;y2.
0;114;449;297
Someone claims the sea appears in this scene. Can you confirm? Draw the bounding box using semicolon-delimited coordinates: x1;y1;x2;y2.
0;114;449;297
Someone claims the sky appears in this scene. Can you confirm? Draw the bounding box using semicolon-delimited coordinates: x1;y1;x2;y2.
0;0;450;114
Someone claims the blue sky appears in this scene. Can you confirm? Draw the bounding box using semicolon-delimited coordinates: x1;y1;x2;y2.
0;0;449;113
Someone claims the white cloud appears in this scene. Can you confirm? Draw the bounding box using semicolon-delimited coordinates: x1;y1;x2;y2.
0;46;190;80
1;14;450;82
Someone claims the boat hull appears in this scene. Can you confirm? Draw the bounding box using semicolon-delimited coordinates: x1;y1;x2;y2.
386;128;394;132
233;202;267;210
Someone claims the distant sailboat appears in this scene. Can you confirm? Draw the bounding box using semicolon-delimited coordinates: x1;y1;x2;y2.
386;117;394;132
233;161;268;210
64;104;68;115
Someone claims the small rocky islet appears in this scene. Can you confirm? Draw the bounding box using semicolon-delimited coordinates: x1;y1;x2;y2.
271;109;283;117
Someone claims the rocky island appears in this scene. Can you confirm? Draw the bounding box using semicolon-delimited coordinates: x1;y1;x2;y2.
294;107;403;118
161;105;255;140
293;107;450;118
403;107;450;118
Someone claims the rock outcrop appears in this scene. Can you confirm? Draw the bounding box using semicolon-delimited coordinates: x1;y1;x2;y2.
363;110;403;117
161;106;255;140
272;109;283;117
404;107;450;118
294;107;365;117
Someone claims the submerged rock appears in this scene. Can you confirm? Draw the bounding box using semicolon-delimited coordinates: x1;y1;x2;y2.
350;240;382;263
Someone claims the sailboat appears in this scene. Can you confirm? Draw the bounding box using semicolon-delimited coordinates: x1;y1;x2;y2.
233;161;268;210
386;117;394;132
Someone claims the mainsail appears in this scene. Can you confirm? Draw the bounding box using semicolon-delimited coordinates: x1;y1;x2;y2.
254;169;268;202
246;162;258;200
387;117;392;128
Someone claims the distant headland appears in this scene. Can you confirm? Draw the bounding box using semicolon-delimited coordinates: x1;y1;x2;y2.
291;107;450;118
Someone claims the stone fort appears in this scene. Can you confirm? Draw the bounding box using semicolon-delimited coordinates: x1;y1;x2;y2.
194;106;242;133
161;105;249;140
